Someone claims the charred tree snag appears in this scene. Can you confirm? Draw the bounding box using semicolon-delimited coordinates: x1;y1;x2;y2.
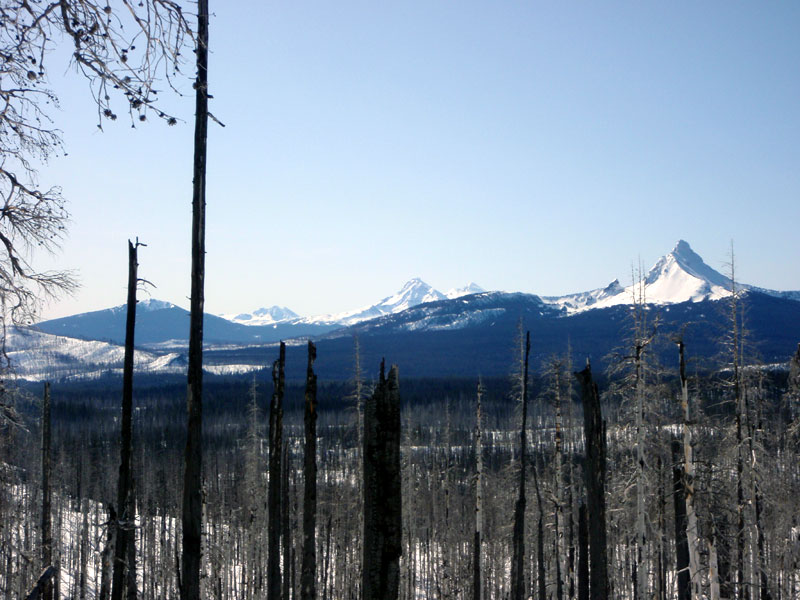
113;240;140;600
301;341;318;600
575;362;608;600
678;340;701;600
181;0;210;598
672;438;690;600
362;361;402;600
578;502;589;600
268;342;286;600
510;331;531;600
40;382;52;600
473;380;484;600
282;439;292;600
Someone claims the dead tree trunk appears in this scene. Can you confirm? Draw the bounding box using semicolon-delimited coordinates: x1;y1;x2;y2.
510;331;531;600
533;465;546;600
672;437;690;600
300;341;317;600
281;439;292;600
113;240;139;600
268;341;286;600
577;502;589;600
181;0;209;598
473;380;484;600
40;382;52;600
362;361;402;600
553;361;565;600
100;506;118;600
678;341;701;600
25;567;56;600
575;362;608;600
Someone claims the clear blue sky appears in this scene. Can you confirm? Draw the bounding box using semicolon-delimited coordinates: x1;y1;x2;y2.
35;1;800;320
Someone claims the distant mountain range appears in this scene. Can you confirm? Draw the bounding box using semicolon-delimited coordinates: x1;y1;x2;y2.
17;240;800;381
220;280;486;327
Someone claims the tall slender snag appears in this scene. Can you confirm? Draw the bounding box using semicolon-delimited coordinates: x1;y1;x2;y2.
678;341;701;600
577;502;589;600
268;342;286;600
510;330;531;600
553;360;565;600
473;380;484;600
40;382;52;600
181;0;209;597
112;240;139;600
301;341;317;600
281;439;292;600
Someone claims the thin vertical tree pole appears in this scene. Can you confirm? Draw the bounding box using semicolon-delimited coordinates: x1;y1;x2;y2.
281;439;292;600
301;341;318;600
577;502;589;600
113;240;139;600
181;0;209;597
268;342;286;600
362;362;381;600
554;361;565;600
635;340;647;600
473;379;484;600
510;331;531;600
40;382;52;600
678;341;701;600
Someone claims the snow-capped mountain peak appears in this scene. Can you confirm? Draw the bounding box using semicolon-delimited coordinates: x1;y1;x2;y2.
645;240;731;290
387;278;447;309
292;278;449;327
446;282;486;299
138;298;176;312
223;305;300;326
542;240;734;313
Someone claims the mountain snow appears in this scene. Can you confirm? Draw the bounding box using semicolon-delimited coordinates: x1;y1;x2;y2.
221;305;299;326
4;327;263;381
9;240;800;380
446;282;486;299
542;240;738;314
288;278;478;327
5;327;167;381
138;298;177;312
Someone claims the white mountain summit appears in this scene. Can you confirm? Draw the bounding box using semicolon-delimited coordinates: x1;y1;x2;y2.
446;282;486;299
295;278;449;327
219;279;487;328
218;240;797;325
542;240;736;314
221;305;300;326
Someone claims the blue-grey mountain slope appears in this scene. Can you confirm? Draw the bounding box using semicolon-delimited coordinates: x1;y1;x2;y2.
35;298;336;346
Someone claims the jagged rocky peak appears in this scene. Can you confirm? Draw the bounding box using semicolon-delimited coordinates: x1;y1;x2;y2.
602;279;624;296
